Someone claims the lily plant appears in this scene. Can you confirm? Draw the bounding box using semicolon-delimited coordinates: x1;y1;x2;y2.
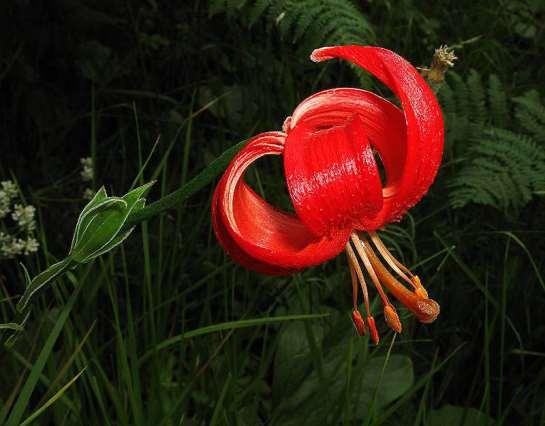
212;45;444;343
4;44;449;347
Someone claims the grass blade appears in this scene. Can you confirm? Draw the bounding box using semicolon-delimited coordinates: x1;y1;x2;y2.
139;313;329;364
5;277;82;426
19;368;86;426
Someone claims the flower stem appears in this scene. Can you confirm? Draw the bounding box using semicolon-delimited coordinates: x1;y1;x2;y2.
125;139;247;228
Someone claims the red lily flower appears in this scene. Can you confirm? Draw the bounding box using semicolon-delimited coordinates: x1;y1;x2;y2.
211;45;443;343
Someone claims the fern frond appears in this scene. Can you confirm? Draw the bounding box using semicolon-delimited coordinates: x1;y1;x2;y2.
449;128;545;212
248;0;271;26
209;0;375;50
467;69;486;126
449;72;470;118
488;74;509;126
513;90;545;144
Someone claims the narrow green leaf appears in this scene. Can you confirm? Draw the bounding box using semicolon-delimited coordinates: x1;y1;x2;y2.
16;258;73;312
6;279;81;426
210;374;232;426
19;368;86;426
428;404;494;426
139;313;329;364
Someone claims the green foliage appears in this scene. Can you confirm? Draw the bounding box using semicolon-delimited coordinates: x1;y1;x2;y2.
429;405;494;426
11;183;153;317
449;128;545;212
272;320;413;424
440;71;545;213
209;0;375;48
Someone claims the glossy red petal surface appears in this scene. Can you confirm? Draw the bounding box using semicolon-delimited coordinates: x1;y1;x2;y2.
311;46;444;228
288;88;406;188
212;132;349;274
284;113;383;237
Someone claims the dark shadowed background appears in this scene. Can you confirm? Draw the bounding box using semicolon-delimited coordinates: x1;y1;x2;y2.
1;0;545;425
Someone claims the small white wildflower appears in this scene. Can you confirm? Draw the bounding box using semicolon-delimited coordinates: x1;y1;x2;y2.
0;232;9;244
1;180;18;200
11;204;37;231
1;237;26;258
80;157;94;182
0;197;10;219
83;188;95;200
24;237;39;255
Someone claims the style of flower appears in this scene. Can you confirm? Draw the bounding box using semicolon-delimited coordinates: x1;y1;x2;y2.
211;46;444;343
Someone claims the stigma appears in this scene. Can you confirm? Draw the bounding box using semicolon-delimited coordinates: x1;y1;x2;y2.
346;231;439;344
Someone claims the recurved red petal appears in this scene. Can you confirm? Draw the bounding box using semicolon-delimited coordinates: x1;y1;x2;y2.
287;88;406;189
212;132;349;274
310;46;444;228
283;113;383;237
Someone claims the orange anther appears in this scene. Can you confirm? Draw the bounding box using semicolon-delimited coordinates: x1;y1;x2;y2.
384;305;402;333
367;315;379;344
352;309;366;336
412;276;429;299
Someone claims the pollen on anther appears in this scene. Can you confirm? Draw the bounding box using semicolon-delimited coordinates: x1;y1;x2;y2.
352;309;366;336
367;315;379;344
384;305;402;333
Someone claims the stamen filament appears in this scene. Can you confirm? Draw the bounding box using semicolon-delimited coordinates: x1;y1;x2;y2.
345;243;371;316
350;234;392;308
367;231;415;288
362;241;440;323
349;264;358;310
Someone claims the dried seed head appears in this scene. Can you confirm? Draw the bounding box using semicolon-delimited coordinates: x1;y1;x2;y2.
420;45;457;84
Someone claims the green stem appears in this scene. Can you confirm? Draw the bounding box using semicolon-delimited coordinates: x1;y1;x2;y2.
125;139;246;228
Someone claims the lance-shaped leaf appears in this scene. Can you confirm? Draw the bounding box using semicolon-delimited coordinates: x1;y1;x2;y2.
17;259;73;312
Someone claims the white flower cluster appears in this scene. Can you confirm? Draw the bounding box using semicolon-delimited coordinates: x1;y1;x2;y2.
80;157;95;199
0;180;18;218
11;204;37;231
80;157;94;182
0;180;39;259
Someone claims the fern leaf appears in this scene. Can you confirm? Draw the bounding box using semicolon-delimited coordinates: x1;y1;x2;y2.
449;72;470;118
449;128;545;213
467;69;486;126
513;90;545;144
248;0;273;26
488;74;509;126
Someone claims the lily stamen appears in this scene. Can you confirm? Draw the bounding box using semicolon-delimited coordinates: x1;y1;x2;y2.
366;232;429;299
350;233;393;310
343;231;439;342
367;231;415;287
346;243;376;339
362;241;440;324
350;233;402;340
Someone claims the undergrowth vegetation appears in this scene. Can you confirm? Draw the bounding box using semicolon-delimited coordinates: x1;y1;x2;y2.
1;0;544;425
